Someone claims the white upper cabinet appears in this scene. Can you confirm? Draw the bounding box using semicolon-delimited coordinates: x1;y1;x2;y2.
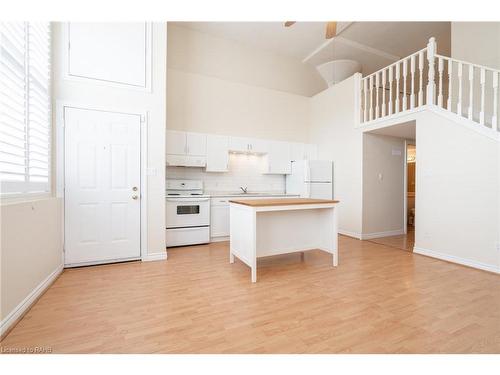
166;130;187;155
228;136;268;154
67;23;149;88
305;143;318;160
264;141;291;174
206;135;229;172
290;142;317;161
186;132;207;156
166;130;207;156
290;142;305;162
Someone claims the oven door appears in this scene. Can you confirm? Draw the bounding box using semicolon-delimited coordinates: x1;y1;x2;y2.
166;198;210;228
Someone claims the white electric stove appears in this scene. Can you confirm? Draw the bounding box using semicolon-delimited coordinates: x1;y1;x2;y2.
165;179;210;247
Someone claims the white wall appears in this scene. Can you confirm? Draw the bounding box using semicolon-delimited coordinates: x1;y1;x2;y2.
1;198;63;335
451;22;500;69
362;133;406;236
414;110;499;272
308;75;363;237
167;153;285;194
52;23;167;258
167;24;314;143
167;24;326;97
167;70;311;142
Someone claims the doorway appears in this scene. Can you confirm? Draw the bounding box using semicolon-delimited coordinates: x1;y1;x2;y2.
64;107;142;266
406;143;416;249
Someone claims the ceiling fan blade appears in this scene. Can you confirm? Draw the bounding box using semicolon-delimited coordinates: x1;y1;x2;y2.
284;21;296;27
325;21;337;39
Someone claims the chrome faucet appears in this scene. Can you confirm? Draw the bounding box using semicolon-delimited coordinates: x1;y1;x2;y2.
240;186;248;194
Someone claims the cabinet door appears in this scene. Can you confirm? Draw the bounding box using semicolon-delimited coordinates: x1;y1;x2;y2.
266;141;291;174
186;132;207;156
166;130;187;155
248;138;269;154
229;136;250;152
305;144;318;160
290;142;305;162
206;135;229;172
210;204;230;237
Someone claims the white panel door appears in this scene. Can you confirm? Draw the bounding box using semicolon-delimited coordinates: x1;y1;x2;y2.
64;107;141;265
166;130;187;155
68;22;147;87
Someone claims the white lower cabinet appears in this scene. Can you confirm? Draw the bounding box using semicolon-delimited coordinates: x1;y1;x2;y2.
210;199;230;238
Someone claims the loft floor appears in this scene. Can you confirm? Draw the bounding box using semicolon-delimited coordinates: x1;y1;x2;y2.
1;236;499;353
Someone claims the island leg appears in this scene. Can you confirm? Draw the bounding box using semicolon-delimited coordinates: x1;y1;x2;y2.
332;206;338;267
251;264;257;283
230;251;234;263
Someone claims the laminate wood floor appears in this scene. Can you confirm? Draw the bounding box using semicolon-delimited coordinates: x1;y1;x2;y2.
2;236;500;353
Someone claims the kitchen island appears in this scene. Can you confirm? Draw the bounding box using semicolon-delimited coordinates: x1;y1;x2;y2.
229;198;339;282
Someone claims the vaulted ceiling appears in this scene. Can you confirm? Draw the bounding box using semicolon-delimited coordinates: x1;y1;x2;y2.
171;21;451;76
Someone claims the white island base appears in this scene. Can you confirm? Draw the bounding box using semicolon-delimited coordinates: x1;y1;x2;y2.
229;198;339;282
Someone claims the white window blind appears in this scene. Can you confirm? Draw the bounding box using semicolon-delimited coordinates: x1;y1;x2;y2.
0;22;51;196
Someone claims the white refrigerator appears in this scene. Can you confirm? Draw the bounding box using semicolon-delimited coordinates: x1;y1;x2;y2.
286;160;334;199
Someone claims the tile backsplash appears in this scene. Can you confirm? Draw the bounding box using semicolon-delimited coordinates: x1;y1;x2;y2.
166;153;285;193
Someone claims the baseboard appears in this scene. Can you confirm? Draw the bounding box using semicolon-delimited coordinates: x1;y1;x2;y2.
210;236;229;243
361;229;405;240
142;251;168;262
414;246;500;274
0;264;63;339
338;230;362;240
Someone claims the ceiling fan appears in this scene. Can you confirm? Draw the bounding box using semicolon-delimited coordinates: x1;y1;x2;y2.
284;21;337;39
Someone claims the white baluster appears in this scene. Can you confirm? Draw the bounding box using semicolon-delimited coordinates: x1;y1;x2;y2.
438;57;444;107
402;59;408;111
493;72;498;131
457;62;463;116
388;66;393;116
410;55;416;109
468;65;474;120
479;68;485;125
363;78;368;123
382;69;386;117
375;72;380;119
426;37;436;105
447;59;453;111
395;63;400;113
369;75;374;121
418;50;424;106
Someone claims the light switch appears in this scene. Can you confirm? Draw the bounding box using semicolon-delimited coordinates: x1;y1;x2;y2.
378;173;383;181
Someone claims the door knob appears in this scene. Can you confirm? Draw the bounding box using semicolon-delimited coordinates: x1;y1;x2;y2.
132;195;139;200
132;186;138;191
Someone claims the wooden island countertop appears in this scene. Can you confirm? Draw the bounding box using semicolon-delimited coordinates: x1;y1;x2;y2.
229;198;339;207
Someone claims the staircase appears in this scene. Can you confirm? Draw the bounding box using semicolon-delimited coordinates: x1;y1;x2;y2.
358;37;500;135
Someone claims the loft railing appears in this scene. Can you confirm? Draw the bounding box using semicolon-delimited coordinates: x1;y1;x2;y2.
359;37;500;132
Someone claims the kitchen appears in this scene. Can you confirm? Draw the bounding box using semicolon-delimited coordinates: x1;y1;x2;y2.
165;129;336;250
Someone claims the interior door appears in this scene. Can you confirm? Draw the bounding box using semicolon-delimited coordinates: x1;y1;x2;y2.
64;107;141;265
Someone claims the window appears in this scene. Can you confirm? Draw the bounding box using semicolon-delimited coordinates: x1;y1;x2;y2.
0;22;51;197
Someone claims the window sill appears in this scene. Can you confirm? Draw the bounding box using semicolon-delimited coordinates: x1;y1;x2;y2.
0;193;54;206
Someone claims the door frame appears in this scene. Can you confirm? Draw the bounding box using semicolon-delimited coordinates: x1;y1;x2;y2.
56;100;149;266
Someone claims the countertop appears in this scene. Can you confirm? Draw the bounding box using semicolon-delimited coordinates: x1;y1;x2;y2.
229;198;339;207
206;192;299;198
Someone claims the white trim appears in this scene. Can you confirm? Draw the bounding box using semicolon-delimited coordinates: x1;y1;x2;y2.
56;101;149;266
142;252;167;262
62;22;152;92
210;236;229;243
414;246;500;274
361;229;405;240
338;229;362;240
358;105;500;142
0;264;63;337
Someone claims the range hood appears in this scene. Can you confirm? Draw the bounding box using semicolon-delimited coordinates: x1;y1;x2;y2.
166;154;207;168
